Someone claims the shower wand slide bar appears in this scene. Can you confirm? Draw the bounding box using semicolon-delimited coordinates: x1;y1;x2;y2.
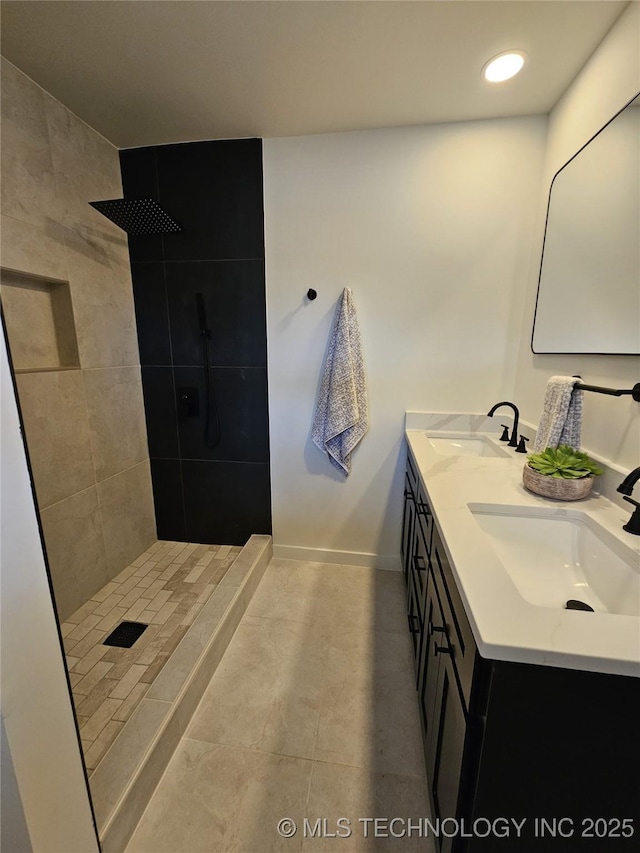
195;292;221;448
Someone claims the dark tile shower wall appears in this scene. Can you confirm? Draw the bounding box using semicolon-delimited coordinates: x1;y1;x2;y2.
119;139;271;545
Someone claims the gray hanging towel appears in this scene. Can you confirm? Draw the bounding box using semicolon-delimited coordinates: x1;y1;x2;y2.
312;288;368;476
533;375;584;452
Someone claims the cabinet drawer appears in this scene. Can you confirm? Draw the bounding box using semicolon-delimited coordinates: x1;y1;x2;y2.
431;525;476;710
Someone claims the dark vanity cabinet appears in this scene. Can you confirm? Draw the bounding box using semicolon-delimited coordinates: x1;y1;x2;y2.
402;454;640;853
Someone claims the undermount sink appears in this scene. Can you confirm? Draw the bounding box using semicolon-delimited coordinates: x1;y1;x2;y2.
426;432;510;458
469;504;640;617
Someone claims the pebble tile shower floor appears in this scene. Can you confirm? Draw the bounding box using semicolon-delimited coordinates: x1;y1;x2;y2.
60;540;242;772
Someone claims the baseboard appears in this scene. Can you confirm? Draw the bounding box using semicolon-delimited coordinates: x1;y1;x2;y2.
272;544;401;571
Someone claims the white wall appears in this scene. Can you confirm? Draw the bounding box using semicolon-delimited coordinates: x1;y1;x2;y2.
0;332;99;853
264;117;547;565
514;2;640;470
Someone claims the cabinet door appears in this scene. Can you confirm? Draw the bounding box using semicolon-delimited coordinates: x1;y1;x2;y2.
430;652;467;853
413;502;430;613
406;575;421;675
418;567;446;770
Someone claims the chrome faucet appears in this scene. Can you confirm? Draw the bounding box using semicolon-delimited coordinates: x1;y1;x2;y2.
617;468;640;535
487;401;520;449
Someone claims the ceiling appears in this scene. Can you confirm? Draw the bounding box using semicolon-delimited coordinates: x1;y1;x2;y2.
0;1;629;148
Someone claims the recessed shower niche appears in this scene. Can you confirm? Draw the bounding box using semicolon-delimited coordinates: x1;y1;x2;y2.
1;268;80;372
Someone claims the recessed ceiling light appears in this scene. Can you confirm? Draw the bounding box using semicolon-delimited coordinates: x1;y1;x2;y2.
482;50;527;83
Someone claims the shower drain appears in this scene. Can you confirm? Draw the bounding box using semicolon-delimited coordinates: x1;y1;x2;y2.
103;621;148;648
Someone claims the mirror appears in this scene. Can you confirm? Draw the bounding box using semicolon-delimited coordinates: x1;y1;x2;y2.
532;93;640;354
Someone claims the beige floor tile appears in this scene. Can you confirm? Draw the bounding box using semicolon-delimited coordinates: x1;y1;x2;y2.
74;660;115;696
63;635;79;655
62;536;240;785
139;578;166;600
125;740;310;853
158;612;185;637
120;555;428;853
91;581;121;604
81;697;123;742
133;560;157;575
69;671;84;688
122;597;149;621
84;720;125;771
109;661;135;681
118;586;146;610
114;573;141;596
303;762;433;852
145;589;173;612
314;630;424;778
112;681;150;722
95;605;128;633
151;601;178;624
184;564;206;584
139;654;171;684
110;664;148;700
245;560;340;625
186;615;329;760
93;593;125;617
158;562;181;581
67;612;103;641
72;642;109;674
75;677;119;718
138;609;156;624
65;597;99;624
61;621;78;638
133;634;171;667
71;628;108;661
135;574;157;590
113;563;139;582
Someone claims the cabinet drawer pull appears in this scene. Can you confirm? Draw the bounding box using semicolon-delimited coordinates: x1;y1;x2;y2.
417;503;431;516
434;643;451;656
428;623;445;637
407;614;420;634
413;555;427;571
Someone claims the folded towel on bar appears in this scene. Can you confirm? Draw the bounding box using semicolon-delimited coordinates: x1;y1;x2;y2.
533;375;583;452
312;287;368;476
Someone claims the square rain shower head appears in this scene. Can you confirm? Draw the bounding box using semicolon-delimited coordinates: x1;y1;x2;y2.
89;198;181;235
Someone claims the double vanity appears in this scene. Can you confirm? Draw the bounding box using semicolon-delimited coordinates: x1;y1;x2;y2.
402;413;639;852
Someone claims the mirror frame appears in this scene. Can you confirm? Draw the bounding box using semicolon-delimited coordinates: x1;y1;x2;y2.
531;91;640;356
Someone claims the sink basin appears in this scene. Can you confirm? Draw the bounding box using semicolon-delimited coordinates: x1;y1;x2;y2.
426;432;510;458
469;504;640;616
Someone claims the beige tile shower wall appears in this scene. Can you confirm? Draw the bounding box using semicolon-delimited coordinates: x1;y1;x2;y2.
0;59;156;620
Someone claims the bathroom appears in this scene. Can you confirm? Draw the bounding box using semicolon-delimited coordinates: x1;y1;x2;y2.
1;2;638;852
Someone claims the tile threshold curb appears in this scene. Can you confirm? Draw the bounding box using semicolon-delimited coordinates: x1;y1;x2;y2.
91;534;273;853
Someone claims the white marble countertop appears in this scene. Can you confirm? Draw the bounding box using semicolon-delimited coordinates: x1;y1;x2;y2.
405;413;640;678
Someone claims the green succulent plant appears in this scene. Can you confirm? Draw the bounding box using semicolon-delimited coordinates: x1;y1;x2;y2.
527;445;604;479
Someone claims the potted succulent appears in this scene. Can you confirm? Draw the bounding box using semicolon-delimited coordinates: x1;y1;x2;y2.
523;445;604;500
